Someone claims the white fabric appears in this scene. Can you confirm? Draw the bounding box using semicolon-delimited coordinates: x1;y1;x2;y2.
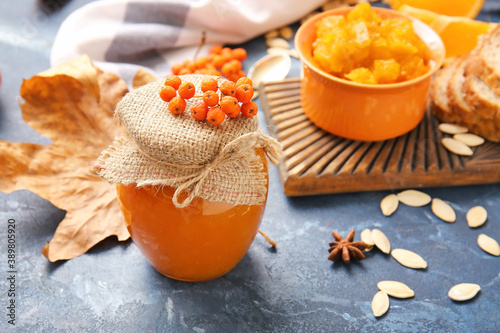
51;0;324;83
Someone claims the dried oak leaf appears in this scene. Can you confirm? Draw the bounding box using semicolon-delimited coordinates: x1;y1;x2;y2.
0;55;130;262
132;68;159;89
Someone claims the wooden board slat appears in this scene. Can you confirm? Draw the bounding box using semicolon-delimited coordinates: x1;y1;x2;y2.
260;78;500;196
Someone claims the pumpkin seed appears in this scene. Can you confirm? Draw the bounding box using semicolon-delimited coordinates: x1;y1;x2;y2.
265;37;290;49
360;229;374;246
380;194;398;216
441;138;473;156
322;1;348;11
377;280;414;298
372;229;390;254
287;49;299;59
267;48;299;59
448;283;480;301
438;123;468;134
391;248;427;269
431;198;456;223
361;229;374;252
477;234;500;256
466;206;487;228
266;47;288;55
278;26;293;40
453;133;484;147
372;291;389;317
264;30;278;39
397;190;431;207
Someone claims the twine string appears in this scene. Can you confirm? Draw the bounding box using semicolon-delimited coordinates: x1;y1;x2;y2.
168;130;282;208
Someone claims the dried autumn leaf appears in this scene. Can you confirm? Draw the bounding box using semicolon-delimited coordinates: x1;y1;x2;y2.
38;54;101;101
132;68;159;89
0;55;130;262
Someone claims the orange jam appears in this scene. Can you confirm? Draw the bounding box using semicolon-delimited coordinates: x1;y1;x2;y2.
116;151;268;282
312;2;430;84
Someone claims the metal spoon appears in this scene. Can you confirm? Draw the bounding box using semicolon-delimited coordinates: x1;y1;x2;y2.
247;52;291;88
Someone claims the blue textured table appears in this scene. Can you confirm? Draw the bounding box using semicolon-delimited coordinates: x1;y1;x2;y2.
0;1;499;332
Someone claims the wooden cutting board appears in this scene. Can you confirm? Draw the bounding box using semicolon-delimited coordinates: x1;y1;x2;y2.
259;78;500;196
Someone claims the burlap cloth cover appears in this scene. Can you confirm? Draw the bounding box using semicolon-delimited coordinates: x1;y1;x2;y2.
90;74;282;208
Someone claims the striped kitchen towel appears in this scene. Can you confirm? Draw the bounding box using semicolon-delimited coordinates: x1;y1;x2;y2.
51;0;324;84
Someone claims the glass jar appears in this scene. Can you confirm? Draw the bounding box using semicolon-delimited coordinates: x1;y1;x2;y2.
116;150;268;282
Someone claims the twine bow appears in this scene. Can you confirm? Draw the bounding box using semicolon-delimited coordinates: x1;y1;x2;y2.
169;130;282;208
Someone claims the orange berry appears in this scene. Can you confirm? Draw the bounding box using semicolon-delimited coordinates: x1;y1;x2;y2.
221;61;237;78
212;55;225;69
231;48;247;61
225;73;241;83
209;45;223;54
159;85;177;102
178;81;196;99
219;80;236;96
235;83;253;103
240;101;258;118
230;59;242;71
221;53;232;64
171;63;182;75
220;96;241;118
182;60;196;72
194;56;208;69
237;69;246;79
203;90;219;107
236;77;253;87
178;67;191;75
168;96;186;115
205;63;217;71
205;63;222;76
221;47;232;56
191;102;209;121
201;77;218;93
207;106;225;125
164;74;181;90
208;68;222;76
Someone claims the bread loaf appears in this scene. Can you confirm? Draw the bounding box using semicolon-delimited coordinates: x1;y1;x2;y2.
464;25;500;96
430;23;500;142
447;56;479;125
429;59;463;124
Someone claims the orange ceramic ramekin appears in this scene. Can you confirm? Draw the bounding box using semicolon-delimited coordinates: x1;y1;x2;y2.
295;7;445;142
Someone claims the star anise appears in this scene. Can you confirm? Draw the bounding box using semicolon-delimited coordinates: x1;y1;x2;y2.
328;229;368;264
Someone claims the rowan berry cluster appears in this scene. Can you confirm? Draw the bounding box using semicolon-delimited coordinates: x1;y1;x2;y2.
160;75;258;126
171;45;247;82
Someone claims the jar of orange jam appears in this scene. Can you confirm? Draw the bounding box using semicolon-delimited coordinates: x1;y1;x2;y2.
116;151;268;282
90;74;281;282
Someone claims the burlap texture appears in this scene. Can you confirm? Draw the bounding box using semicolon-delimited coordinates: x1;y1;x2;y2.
90;74;282;207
